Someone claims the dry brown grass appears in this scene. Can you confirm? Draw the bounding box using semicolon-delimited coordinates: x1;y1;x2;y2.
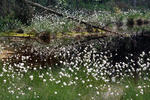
0;50;14;59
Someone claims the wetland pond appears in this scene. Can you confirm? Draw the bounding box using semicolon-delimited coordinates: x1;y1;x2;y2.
0;34;150;100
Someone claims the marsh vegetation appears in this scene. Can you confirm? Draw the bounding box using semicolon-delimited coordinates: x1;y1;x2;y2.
1;0;150;100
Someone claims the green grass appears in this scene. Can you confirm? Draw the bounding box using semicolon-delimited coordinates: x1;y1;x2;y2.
0;61;150;100
121;78;150;100
0;63;103;100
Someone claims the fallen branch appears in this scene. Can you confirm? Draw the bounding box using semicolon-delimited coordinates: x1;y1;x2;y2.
25;0;121;35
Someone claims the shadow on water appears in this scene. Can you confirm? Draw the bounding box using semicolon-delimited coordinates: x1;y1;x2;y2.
109;35;150;80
